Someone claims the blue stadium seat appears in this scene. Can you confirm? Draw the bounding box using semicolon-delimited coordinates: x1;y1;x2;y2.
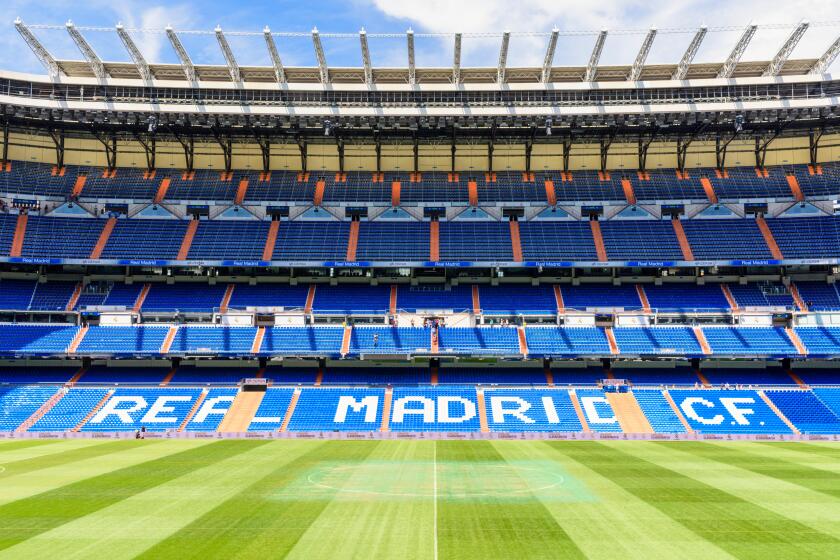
667;389;792;434
389;387;480;432
632;390;687;433
29;388;110;431
0;385;60;430
247;387;295;431
483;388;582;432
287;388;384;431
524;327;611;356
765;390;840;434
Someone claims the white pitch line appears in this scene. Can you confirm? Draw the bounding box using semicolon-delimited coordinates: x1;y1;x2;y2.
433;442;438;560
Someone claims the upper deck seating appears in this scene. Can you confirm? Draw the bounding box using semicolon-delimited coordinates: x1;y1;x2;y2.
436;327;520;355
644;283;730;312
20;216;103;258
311;284;391;315
518;222;599;260
524;327;611;356
101;219;189;260
599;221;684;261
355;222;429;261
680;219;773;260
767;216;840;258
187;221;270;261
439;222;513;261
478;284;557;315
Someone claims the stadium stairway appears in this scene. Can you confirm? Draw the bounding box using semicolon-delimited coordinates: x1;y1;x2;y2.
590;221;608;261
153;177;171;203
391;180;400;206
755;217;783;260
757;390;801;434
661;390;693;432
786;174;804;201
176;220;199;260
672;219;695;261
509;221;523;262
9;213;27;257
429;221;440;261
72;389;115;432
786;327;808;356
15;387;66;432
262;220;280;261
476;388;490;432
133;283;151;312
90;217;117;259
381;387;393;432
218;390;265;432
605;392;654;433
279;388;301;432
178;388;209;431
568;389;591;431
699;177;718;203
544;179;556;206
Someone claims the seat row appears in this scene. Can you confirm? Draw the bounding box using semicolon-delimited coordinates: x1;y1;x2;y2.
1;324;839;358
4;213;840;263
0;279;835;313
2;160;836;203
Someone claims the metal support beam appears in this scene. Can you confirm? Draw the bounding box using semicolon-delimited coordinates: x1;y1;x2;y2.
628;27;657;81
763;21;809;77
263;27;286;84
47;129;65;169
809;128;824;165
497;31;510;84
336;135;345;173
754;130;781;169
133;132;156;171
638;130;656;172
172;132;194;172
453;33;462;84
211;127;233;172
541;28;559;84
375;132;382;172
360;29;373;85
584;30;607;82
92;129;117;170
407;29;416;85
600;134;615;172
166;27;197;82
14;18;60;78
672;26;707;80
562;137;572;172
254;134;270;173
676;136;691;173
450;128;457;172
488;124;497;172
715;131;739;171
116;24;151;81
413;134;419;173
717;24;758;79
1;120;8;166
312;27;329;84
66;21;107;80
525;126;536;172
811;34;840;74
215;26;241;83
297;136;307;172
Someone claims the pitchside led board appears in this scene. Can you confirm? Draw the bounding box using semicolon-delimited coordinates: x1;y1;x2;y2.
76;388;792;434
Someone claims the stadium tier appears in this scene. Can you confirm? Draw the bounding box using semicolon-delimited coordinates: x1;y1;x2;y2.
1;160;839;205
1;323;835;358
2;211;840;266
1;377;839;435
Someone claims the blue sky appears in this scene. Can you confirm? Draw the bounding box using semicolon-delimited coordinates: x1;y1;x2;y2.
2;0;839;74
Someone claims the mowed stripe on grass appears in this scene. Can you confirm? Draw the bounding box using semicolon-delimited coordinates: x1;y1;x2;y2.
560;442;840;560
136;441;380;559
436;441;585;560
0;441;322;560
0;440;837;559
0;440;262;550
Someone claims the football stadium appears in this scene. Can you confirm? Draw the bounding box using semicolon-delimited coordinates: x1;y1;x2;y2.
0;3;839;557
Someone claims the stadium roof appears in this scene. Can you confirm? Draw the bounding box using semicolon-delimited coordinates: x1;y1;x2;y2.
13;20;840;85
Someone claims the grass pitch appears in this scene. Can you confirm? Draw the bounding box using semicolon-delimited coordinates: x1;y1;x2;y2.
0;439;838;559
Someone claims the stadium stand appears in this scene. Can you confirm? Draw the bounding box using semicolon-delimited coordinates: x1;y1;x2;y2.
483;388;583;432
388;387;481;432
286;387;384;431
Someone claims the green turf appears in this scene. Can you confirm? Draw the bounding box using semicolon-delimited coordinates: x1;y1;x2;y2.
0;440;837;559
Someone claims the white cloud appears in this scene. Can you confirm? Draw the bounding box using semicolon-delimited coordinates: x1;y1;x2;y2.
369;0;840;70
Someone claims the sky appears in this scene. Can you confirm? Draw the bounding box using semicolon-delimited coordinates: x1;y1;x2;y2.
2;0;840;75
